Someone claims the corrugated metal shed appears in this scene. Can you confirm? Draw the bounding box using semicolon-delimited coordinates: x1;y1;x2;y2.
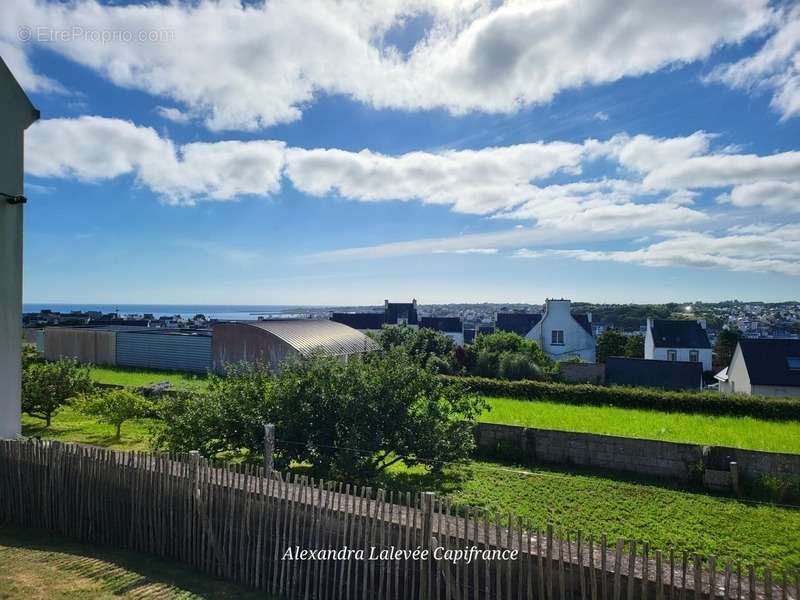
244;319;378;356
116;330;211;374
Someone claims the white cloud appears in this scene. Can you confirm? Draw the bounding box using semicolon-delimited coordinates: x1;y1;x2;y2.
25;116;285;204
284;142;585;215
593;111;610;121
643;150;800;189
434;248;498;255
594;131;714;174
726;180;800;212
4;0;773;130
708;5;800;120
155;106;191;124
534;225;800;276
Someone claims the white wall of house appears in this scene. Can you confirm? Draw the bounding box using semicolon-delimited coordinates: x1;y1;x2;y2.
0;60;38;439
648;346;712;371
527;299;596;363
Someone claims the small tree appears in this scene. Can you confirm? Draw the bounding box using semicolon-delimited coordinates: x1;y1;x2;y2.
596;329;628;363
714;327;741;368
22;358;93;426
76;389;153;440
625;334;645;358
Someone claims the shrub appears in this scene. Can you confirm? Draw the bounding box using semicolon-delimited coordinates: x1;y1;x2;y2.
466;331;554;379
497;352;543;381
22;358;94;426
75;389;154;439
374;326;455;368
442;375;800;421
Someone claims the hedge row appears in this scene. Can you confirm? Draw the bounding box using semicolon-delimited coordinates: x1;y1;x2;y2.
441;375;800;421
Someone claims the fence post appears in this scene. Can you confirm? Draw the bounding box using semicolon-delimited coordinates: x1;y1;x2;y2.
729;462;741;497
421;492;435;600
264;423;275;477
189;451;200;490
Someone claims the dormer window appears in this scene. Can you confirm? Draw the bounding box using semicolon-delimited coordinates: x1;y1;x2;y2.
689;350;699;363
667;349;677;361
551;330;564;345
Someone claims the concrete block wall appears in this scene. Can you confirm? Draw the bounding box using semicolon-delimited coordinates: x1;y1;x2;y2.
474;423;799;486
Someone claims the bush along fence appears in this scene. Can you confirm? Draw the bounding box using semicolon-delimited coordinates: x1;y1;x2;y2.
443;376;800;421
0;439;797;600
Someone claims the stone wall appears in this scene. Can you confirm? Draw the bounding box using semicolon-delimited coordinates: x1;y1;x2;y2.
558;363;606;384
474;423;800;487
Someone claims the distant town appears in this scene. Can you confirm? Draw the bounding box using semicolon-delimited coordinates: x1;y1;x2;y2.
23;299;800;341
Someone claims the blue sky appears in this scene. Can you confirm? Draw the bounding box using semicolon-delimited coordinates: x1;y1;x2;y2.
4;0;800;305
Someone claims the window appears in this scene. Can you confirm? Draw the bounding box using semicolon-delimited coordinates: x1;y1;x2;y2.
551;330;564;345
788;357;800;370
667;349;677;361
689;350;699;363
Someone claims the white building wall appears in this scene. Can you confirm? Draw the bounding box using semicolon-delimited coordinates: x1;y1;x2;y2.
719;344;750;394
528;299;596;363
649;347;712;371
0;61;38;439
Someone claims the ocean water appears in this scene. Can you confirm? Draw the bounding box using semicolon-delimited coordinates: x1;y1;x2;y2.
22;304;320;321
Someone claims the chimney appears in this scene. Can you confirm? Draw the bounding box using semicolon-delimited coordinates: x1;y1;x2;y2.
647;317;653;331
698;319;707;330
412;298;417;308
586;312;592;324
384;299;389;309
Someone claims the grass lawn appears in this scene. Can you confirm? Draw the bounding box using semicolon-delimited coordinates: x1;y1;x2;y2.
90;366;207;392
0;526;270;599
379;460;800;572
22;406;156;451
481;396;800;454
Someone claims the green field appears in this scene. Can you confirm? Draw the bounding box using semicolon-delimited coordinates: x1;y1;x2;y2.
381;460;800;572
481;396;800;454
22;406;155;451
0;527;270;599
90;366;208;392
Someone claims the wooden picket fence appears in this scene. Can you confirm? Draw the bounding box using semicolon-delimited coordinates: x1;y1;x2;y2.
0;439;796;600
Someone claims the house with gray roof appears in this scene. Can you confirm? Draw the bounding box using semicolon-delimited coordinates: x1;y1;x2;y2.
716;339;800;397
645;318;712;370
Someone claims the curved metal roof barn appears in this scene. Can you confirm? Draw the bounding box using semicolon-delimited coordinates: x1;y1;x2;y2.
211;320;378;373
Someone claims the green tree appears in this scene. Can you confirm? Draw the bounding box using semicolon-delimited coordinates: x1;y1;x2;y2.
466;331;553;379
625;334;645;358
22;358;93;426
153;363;275;458
154;350;485;481
714;327;741;368
596;329;628;363
375;326;455;367
76;389;153;439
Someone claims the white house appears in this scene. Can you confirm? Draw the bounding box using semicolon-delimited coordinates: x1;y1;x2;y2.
716;339;800;397
0;58;39;439
644;318;712;371
526;299;596;363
